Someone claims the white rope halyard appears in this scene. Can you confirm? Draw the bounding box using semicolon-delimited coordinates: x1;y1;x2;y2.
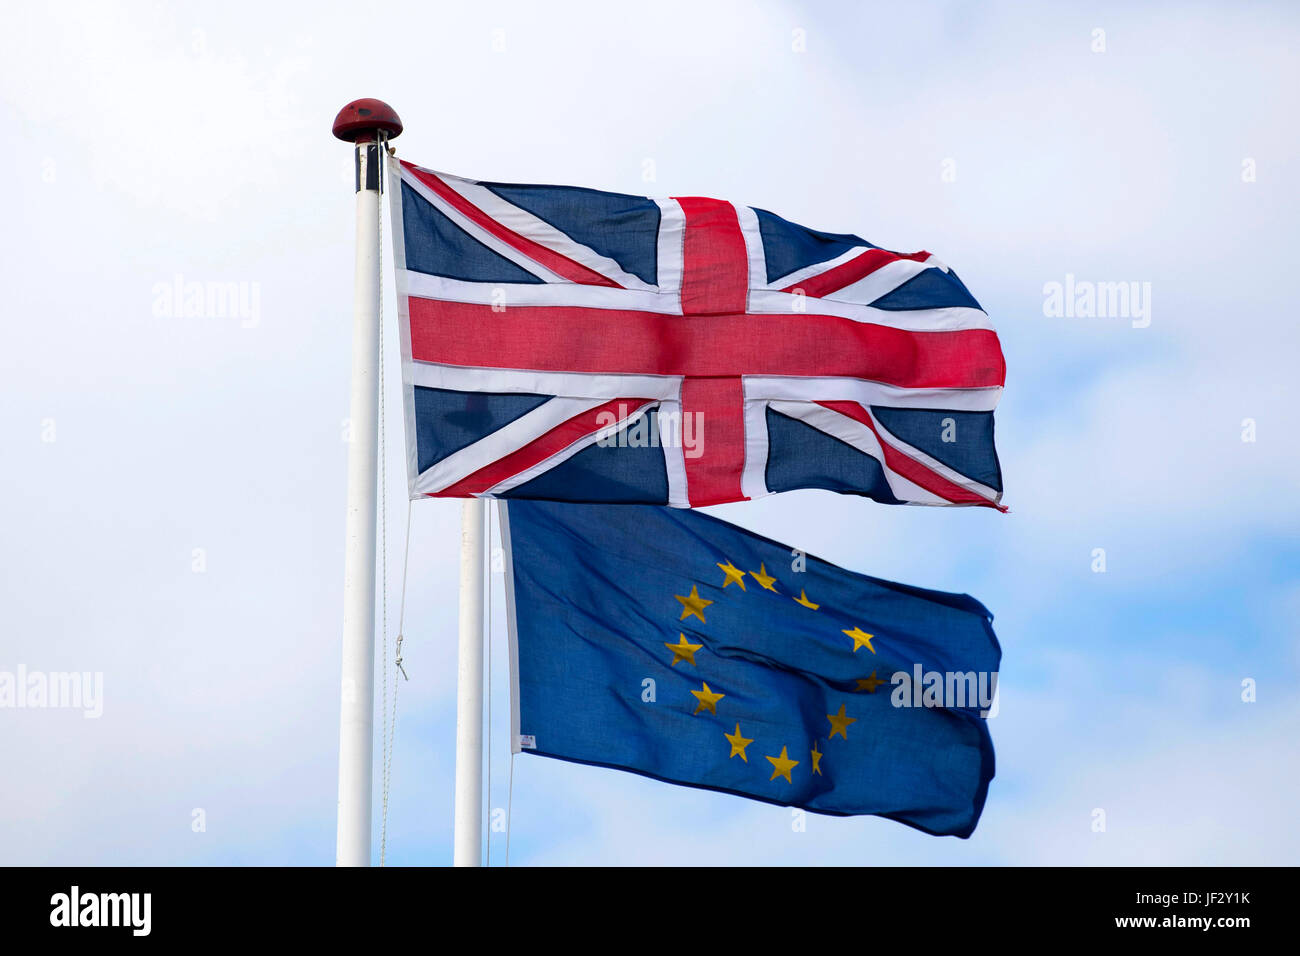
378;165;413;868
485;502;492;866
374;143;510;867
379;502;412;866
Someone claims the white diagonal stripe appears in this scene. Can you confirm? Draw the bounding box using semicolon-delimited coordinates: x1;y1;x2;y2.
826;258;933;306
413;395;608;494
763;245;872;291
398;165;563;283
436;173;658;292
766;400;944;505
484;400;660;495
865;406;1001;503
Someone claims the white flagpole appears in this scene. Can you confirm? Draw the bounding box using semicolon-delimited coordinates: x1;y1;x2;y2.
332;99;403;867
454;498;486;866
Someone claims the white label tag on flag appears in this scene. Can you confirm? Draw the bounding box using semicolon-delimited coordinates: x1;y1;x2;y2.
518;734;536;750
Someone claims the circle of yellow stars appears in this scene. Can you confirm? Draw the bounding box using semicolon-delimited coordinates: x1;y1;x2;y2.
666;555;887;792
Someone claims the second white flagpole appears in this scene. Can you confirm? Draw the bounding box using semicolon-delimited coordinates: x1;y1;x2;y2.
454;499;486;866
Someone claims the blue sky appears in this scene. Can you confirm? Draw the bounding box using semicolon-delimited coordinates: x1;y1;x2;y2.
1;0;1297;865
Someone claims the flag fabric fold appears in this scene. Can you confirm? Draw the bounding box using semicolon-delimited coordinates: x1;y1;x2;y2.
389;157;1005;509
500;499;1000;837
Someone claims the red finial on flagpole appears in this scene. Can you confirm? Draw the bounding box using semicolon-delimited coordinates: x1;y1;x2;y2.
332;98;403;142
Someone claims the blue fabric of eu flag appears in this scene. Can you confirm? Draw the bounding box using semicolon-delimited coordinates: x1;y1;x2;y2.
502;499;999;838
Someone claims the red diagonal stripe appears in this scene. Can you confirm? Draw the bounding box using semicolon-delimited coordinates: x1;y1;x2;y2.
403;163;622;289
677;197;749;314
780;248;932;298
816;400;1003;510
428;398;656;498
408;298;1006;390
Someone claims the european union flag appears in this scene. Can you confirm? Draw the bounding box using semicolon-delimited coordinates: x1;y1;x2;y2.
501;500;1000;837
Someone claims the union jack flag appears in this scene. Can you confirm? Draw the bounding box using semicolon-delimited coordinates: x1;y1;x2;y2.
389;157;1005;509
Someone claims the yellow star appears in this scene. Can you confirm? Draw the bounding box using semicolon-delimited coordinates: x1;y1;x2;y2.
826;703;858;740
691;681;725;715
856;670;886;693
750;563;778;592
842;626;875;654
725;723;754;762
766;745;799;783
675;585;713;623
794;589;820;610
716;560;746;590
810;741;823;776
664;633;703;667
